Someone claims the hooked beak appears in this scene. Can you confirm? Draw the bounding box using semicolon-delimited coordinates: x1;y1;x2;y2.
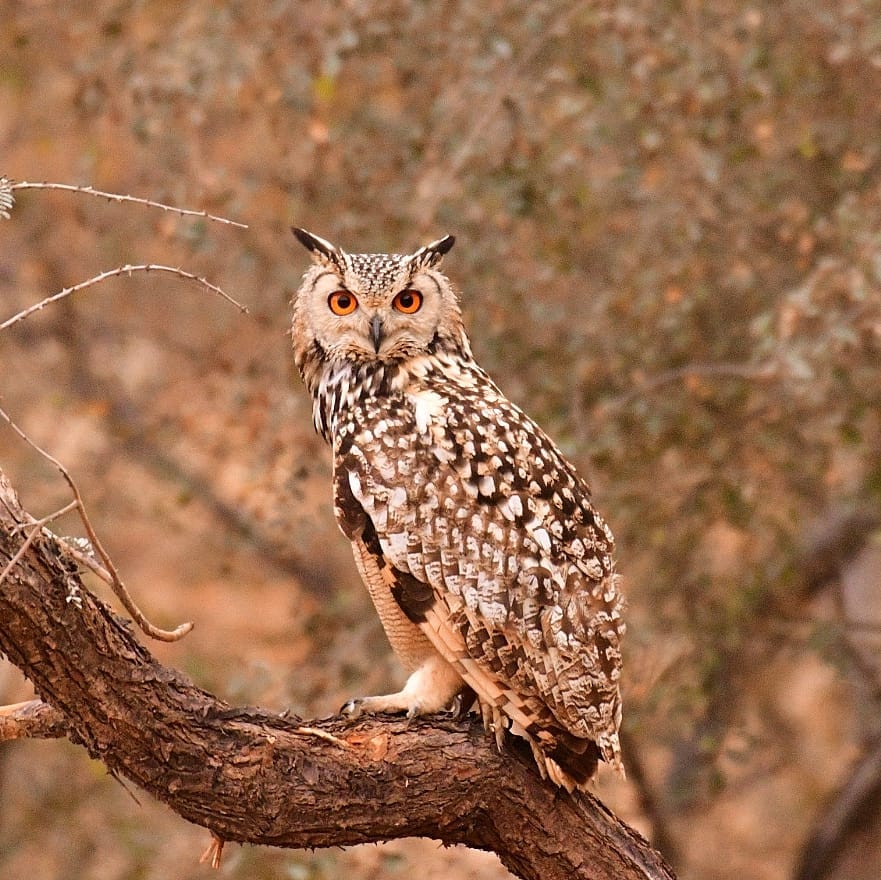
370;314;385;353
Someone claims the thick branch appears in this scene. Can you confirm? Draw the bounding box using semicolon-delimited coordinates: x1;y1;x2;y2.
0;468;674;880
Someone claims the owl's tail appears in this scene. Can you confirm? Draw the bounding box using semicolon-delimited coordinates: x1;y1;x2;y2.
543;737;600;791
475;694;624;791
525;727;624;792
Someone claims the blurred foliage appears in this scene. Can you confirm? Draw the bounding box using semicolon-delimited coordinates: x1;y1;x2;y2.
1;1;880;879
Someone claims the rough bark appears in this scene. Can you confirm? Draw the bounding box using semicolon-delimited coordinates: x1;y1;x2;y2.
0;467;675;880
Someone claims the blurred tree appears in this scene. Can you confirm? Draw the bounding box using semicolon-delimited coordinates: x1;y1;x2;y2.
1;1;880;878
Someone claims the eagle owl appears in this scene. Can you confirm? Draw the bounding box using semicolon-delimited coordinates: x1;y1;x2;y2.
290;228;624;790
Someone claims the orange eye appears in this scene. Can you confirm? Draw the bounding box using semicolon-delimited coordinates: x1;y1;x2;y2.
328;290;358;316
392;289;423;314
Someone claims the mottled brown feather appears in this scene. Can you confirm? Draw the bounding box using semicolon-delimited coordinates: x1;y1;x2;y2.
292;231;625;788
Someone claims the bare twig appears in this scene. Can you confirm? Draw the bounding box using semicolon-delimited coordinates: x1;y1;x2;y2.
0;521;44;587
11;500;80;536
0;263;248;331
54;536;114;584
0;699;67;742
0;500;79;586
0;404;193;642
8;179;247;229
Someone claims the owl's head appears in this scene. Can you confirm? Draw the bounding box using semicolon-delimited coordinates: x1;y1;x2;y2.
291;228;470;371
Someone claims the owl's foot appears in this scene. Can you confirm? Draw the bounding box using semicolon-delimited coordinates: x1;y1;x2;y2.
341;695;427;719
340;655;462;720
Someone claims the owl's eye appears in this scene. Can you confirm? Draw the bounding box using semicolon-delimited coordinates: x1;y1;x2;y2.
392;289;423;314
328;290;358;316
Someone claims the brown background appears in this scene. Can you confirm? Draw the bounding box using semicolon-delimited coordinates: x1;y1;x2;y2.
1;2;880;879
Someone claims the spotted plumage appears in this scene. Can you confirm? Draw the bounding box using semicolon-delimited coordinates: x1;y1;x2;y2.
290;228;625;789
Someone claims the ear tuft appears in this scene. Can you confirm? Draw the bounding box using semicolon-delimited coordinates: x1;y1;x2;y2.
409;234;456;269
292;227;342;267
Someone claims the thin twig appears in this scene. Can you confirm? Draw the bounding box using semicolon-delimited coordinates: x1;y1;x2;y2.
0;405;193;642
12;500;80;537
0;499;80;587
8;180;247;229
56;537;115;586
0;263;248;331
0;521;44;587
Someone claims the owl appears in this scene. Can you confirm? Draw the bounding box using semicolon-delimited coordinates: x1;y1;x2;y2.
290;228;624;790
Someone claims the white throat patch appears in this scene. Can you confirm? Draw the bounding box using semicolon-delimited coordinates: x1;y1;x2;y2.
407;388;446;434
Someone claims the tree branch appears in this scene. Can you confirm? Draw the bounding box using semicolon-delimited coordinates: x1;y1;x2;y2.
0;467;675;880
0;699;67;741
0;263;248;331
6;178;248;228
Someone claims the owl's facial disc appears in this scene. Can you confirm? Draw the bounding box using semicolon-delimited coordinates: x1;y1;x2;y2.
305;266;444;362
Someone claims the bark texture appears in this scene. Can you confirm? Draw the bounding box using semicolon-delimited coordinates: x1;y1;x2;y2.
0;468;675;880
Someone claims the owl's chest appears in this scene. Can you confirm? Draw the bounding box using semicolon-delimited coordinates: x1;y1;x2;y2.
333;383;536;522
333;388;454;476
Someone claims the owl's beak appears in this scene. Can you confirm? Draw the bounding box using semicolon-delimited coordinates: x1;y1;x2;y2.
370;314;385;353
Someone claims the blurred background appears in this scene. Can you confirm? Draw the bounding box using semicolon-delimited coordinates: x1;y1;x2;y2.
1;2;880;879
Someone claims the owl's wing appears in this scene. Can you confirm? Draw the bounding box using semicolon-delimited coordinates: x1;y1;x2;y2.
334;386;624;772
334;453;519;716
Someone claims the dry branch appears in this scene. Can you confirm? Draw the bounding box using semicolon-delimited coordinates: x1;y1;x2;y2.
0;699;67;741
0;466;675;880
0;263;248;331
0;404;193;642
7;179;247;228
